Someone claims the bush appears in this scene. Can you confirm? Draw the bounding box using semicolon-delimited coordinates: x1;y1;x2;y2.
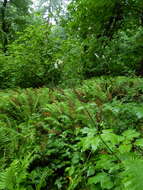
0;25;84;89
0;54;16;89
7;24;62;88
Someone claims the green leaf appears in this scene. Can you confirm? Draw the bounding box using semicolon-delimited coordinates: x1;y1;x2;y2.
134;107;143;119
88;172;114;189
95;155;117;171
134;138;143;147
81;136;100;151
101;129;123;147
119;144;132;153
122;159;143;190
87;166;95;177
122;130;140;141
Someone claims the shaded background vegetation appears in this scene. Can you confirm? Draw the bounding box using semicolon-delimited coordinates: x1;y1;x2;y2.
0;0;143;89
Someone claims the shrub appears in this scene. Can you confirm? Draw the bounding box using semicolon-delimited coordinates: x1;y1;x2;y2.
8;24;61;88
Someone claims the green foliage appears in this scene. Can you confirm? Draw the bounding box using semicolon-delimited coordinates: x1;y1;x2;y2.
0;0;32;51
66;0;143;77
1;0;143;189
0;23;84;88
0;155;33;190
57;37;84;86
1;0;143;88
1;77;143;189
122;159;143;190
0;53;14;88
0;24;63;88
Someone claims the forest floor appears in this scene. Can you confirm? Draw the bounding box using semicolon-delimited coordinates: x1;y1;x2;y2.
0;76;143;189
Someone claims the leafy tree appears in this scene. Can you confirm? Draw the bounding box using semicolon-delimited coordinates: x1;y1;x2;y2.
0;0;32;52
66;0;143;77
7;23;62;88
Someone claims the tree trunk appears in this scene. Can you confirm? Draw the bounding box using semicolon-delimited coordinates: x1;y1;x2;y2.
1;0;8;53
104;1;123;40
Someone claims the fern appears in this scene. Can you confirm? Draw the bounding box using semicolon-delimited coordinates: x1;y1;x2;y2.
0;155;34;190
1;78;143;189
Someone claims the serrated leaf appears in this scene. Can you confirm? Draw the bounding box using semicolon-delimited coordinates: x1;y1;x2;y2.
119;144;132;153
88;172;114;189
81;136;100;151
101;130;123;146
122;130;140;141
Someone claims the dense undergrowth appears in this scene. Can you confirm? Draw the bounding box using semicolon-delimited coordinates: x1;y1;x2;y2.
1;76;143;189
1;0;143;189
